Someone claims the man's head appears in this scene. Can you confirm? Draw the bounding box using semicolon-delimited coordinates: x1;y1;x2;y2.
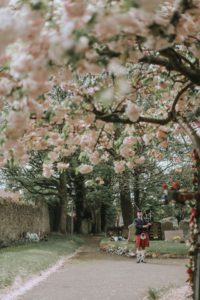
137;210;143;218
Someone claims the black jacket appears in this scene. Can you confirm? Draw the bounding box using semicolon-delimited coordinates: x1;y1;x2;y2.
135;218;148;235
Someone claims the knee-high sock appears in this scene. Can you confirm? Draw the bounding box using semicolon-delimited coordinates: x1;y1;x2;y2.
141;249;146;259
136;250;141;257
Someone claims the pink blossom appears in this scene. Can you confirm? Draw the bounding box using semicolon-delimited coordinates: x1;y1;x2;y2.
64;0;86;18
61;149;72;157
57;138;65;146
114;161;125;174
57;162;70;172
0;78;13;96
48;152;59;161
78;164;93;174
13;142;28;162
156;126;168;140
160;140;169;148
176;100;186;112
175;168;182;173
34;140;49;150
101;153;109;162
0;7;16;53
120;145;135;158
89;152;100;165
6;110;29;140
10;52;34;75
27;98;43;118
83;114;95;125
126;161;136;169
104;123;113;134
61;147;76;157
123;136;138;145
135;156;145;165
49;132;60;140
50;107;68;124
116;78;131;95
108;59;126;76
153;151;164;160
76;36;89;52
43;163;54;178
125;101;140;122
142;134;153;145
80;131;97;150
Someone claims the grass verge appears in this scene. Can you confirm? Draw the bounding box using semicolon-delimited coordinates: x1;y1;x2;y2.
100;238;188;256
0;234;83;290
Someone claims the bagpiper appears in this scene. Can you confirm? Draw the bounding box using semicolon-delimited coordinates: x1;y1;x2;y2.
135;210;151;263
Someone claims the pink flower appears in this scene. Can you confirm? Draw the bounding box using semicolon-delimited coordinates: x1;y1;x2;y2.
176;100;186;112
0;7;16;53
27;98;43;119
135;156;145;165
13;142;27;161
142;134;153;145
126;161;136;169
64;0;86;18
89;152;100;165
61;147;76;157
6;110;29;140
57;162;70;172
120;145;135;158
0;78;13;96
114;161;125;174
80;131;97;150
156;126;168;140
78;164;93;174
108;59;126;76
125;101;140;122
10;52;34;75
43;163;54;178
83;114;95;125
160;140;169;148
123;136;138;145
48;151;59;161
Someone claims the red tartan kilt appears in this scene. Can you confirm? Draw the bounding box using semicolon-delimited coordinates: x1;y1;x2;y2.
135;233;149;248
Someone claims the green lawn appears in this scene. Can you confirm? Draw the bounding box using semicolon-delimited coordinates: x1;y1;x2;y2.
100;238;189;256
0;234;83;289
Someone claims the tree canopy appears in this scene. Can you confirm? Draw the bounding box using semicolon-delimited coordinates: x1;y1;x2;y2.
0;0;199;179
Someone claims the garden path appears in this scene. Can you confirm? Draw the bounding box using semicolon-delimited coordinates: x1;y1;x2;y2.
16;236;187;300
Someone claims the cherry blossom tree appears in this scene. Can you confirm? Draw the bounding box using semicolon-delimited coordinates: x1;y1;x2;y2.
0;0;200;296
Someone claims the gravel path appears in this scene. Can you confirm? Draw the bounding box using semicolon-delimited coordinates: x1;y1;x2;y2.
16;236;187;300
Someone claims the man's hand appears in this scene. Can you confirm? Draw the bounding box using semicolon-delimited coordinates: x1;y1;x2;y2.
143;223;151;228
143;225;148;228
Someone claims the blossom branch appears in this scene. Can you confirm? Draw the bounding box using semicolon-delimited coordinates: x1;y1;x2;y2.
140;48;200;85
176;115;200;156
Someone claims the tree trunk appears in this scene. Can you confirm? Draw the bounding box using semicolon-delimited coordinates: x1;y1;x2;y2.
95;208;101;233
74;173;85;233
119;173;134;228
133;169;140;218
59;199;67;234
48;202;60;232
58;172;68;234
101;203;107;232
